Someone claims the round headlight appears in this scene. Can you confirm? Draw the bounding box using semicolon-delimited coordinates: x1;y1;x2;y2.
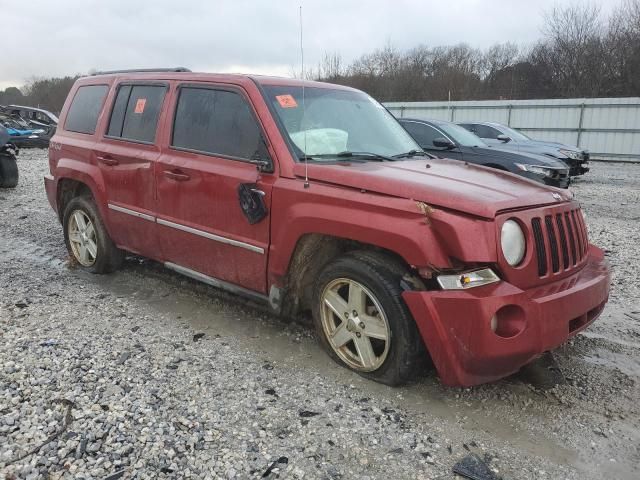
501;219;526;266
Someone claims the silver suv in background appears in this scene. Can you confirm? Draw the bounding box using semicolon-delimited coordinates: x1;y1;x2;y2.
458;121;589;177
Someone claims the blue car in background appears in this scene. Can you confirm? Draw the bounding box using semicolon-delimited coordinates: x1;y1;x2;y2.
0;114;46;148
0;124;19;188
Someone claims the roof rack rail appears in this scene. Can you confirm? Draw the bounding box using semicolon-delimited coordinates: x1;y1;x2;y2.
90;67;191;76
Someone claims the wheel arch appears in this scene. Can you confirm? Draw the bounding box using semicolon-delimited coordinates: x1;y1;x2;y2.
274;233;429;320
54;159;108;222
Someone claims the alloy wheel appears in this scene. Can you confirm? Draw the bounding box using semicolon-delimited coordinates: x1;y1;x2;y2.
68;210;98;267
320;278;391;372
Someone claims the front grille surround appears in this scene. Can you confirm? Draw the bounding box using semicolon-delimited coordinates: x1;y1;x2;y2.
532;207;588;278
496;202;590;289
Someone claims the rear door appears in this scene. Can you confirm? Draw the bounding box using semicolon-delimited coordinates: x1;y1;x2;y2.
94;82;167;256
154;83;275;294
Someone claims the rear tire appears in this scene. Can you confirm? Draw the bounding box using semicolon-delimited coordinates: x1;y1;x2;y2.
312;251;427;386
63;195;124;273
0;154;18;188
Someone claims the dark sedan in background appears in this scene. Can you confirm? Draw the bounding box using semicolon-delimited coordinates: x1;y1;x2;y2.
398;118;570;188
457;121;589;176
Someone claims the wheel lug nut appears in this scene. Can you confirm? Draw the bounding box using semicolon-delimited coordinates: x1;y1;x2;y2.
355;332;361;338
352;310;358;317
359;322;365;329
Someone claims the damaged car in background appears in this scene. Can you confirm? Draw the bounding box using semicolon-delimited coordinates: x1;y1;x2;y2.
0;105;57;147
0;113;47;148
44;70;610;387
0;124;19;188
458;121;590;177
398;117;571;188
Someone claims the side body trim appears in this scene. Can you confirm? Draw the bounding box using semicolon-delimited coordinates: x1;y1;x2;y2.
108;203;155;222
157;217;265;254
106;203;265;255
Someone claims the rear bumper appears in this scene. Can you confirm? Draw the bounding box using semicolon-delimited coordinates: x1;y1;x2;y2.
403;245;610;387
11;136;48;148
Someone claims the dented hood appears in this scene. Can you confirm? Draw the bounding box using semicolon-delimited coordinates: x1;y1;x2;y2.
293;158;570;219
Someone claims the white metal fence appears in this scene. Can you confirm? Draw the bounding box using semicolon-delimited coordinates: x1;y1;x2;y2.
384;97;640;162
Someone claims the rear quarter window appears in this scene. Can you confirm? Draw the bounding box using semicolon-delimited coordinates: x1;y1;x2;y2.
64;85;109;134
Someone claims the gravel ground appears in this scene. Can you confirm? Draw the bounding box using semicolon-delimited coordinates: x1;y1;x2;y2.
1;150;639;480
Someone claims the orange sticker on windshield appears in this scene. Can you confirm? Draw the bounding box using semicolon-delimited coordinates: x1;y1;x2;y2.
134;98;146;114
276;94;298;108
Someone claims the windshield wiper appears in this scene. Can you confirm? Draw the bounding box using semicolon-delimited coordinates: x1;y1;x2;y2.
338;151;398;161
392;150;434;159
298;151;399;162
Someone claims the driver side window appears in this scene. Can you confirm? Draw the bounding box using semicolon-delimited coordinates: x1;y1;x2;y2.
402;121;442;148
473;124;502;140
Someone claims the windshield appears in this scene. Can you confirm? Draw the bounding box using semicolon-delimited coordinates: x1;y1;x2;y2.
437;123;487;147
262;85;420;159
499;125;531;141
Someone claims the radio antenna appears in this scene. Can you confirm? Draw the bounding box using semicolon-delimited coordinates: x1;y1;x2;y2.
299;5;309;188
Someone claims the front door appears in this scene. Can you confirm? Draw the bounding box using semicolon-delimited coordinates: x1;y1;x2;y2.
401;120;464;160
155;84;274;294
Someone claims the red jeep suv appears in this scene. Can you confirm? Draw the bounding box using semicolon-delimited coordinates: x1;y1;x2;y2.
44;68;611;387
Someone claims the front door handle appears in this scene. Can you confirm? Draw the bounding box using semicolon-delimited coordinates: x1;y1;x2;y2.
163;170;190;181
96;155;119;166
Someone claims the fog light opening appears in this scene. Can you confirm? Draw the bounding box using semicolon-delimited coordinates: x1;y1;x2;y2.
492;305;526;339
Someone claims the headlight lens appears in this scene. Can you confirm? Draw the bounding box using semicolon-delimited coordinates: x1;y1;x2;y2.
501;219;526;266
515;163;555;177
559;149;581;160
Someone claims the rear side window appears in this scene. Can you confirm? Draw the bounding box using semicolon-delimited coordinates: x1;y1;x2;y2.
64;85;109;134
107;84;166;143
172;87;261;160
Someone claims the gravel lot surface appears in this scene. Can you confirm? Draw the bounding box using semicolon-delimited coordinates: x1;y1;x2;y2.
1;150;639;480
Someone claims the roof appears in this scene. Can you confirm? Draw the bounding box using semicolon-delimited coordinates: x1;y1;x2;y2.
80;70;357;91
399;117;452;126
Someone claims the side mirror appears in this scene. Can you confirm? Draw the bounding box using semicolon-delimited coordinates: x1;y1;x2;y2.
497;134;511;143
432;137;455;149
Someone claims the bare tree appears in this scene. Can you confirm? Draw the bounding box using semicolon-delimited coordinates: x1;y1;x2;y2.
539;3;605;96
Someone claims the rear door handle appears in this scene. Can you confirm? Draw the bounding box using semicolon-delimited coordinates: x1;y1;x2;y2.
96;155;119;166
163;170;190;181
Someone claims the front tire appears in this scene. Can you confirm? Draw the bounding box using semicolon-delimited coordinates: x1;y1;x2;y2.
0;154;18;188
63;195;124;273
312;252;427;386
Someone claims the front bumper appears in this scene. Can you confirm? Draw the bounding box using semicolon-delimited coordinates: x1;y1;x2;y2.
403;246;610;387
518;170;570;189
542;174;570;189
566;158;589;176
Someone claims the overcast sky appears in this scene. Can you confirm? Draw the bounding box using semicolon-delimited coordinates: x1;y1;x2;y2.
2;0;620;89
